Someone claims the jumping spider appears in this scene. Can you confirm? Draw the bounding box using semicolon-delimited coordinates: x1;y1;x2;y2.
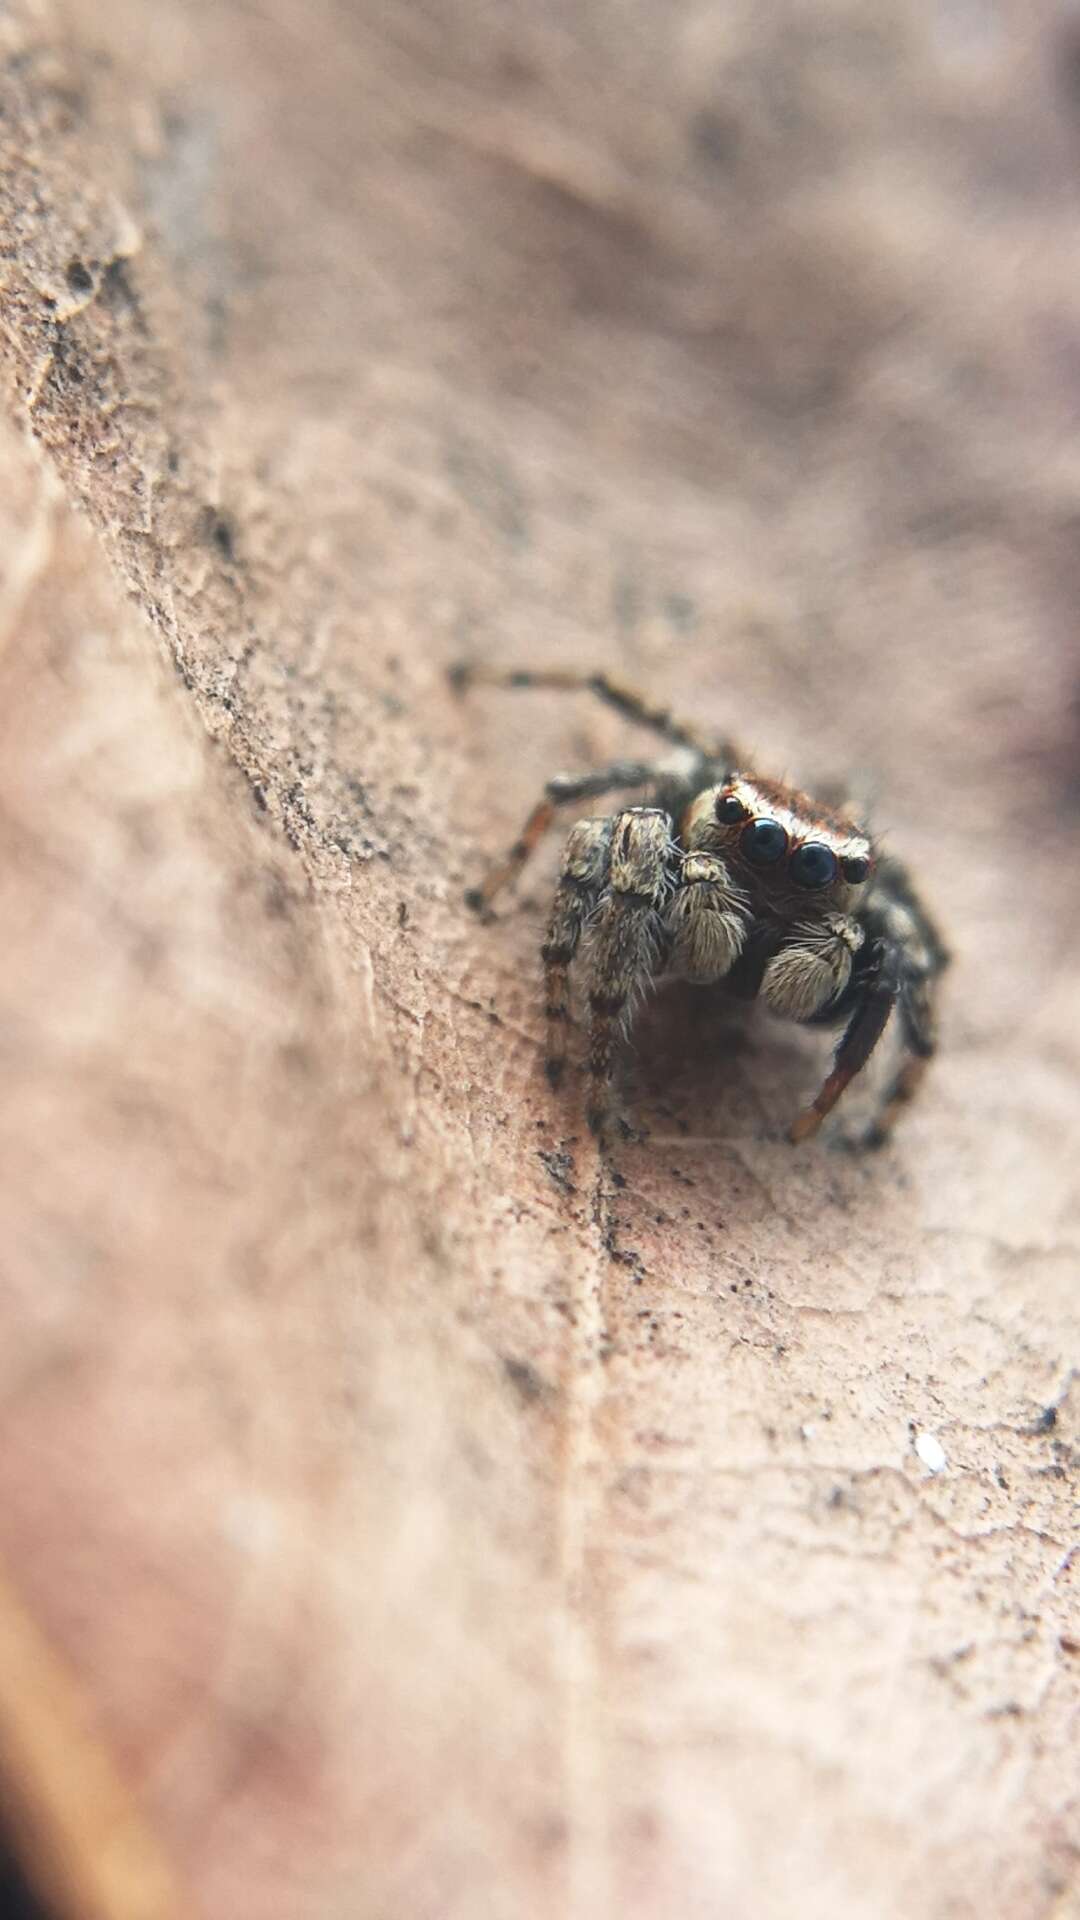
455;665;948;1147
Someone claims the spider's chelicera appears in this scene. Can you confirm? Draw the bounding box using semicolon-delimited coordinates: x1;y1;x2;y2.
455;665;949;1147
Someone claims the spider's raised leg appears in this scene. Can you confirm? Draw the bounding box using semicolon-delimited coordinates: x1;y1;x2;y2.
464;760;660;916
583;807;674;1137
540;817;611;1088
452;661;736;761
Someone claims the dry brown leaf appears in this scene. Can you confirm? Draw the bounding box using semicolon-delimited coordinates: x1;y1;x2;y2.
1;3;1078;1916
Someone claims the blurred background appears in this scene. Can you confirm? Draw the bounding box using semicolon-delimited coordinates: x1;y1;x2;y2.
0;3;1078;1917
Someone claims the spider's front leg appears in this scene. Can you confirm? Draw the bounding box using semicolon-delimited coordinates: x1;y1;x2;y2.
863;907;948;1147
797;861;949;1148
540;816;612;1089
583;807;674;1138
790;937;900;1142
862;981;938;1148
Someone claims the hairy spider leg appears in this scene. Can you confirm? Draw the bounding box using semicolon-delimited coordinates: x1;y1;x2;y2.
540;816;612;1088
583;807;674;1138
464;761;663;914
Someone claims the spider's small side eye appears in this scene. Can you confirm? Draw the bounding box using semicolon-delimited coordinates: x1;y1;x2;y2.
841;854;871;884
742;818;788;865
790;842;838;890
715;792;749;823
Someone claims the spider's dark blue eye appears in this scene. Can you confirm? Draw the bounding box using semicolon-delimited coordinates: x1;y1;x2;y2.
842;853;870;884
790;841;838;890
742;818;788;866
715;791;749;823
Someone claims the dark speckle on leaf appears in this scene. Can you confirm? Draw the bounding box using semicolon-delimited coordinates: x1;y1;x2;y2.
197;504;237;563
538;1147;576;1195
65;257;94;295
502;1355;546;1404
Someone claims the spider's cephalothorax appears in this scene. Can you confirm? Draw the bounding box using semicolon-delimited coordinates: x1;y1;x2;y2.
455;665;949;1146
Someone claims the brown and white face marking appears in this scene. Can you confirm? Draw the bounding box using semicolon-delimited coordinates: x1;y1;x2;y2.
682;773;873;920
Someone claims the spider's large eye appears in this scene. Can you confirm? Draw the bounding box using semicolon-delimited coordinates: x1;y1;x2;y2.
715;791;749;824
841;853;871;885
742;818;788;866
790;841;838;890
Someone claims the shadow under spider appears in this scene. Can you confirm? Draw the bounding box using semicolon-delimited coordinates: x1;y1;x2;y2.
618;981;818;1143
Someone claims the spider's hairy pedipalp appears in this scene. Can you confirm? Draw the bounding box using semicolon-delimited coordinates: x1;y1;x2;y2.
762;914;863;1021
664;851;750;984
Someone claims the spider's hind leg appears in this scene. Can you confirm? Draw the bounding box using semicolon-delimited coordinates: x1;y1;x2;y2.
452;661;739;762
464;760;659;916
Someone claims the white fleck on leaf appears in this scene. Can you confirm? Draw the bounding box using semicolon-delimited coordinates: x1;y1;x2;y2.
915;1431;948;1475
